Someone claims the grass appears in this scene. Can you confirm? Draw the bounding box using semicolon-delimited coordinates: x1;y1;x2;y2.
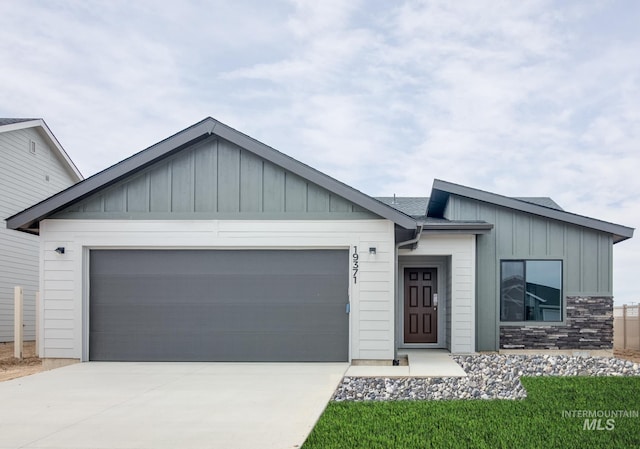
302;376;640;449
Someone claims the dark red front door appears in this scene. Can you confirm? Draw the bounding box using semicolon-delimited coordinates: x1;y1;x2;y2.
404;268;438;343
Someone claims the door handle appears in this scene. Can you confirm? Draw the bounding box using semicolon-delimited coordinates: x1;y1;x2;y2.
433;293;438;307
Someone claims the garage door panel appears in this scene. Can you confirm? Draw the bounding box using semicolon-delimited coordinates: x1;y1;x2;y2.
90;302;348;333
89;249;349;361
91;330;347;362
91;250;345;276
91;274;346;303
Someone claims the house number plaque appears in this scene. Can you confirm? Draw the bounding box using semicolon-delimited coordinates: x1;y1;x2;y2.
352;246;359;284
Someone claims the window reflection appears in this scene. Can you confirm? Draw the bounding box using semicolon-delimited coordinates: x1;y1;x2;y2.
501;260;562;322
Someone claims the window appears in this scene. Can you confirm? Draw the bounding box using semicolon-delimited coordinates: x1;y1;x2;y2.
29;140;36;154
500;260;562;322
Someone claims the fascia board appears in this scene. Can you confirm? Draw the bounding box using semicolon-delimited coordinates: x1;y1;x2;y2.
0;119;83;180
211;120;417;229
420;223;494;233
0;119;42;133
432;179;634;242
8;117;417;231
7;119;215;231
36;120;83;181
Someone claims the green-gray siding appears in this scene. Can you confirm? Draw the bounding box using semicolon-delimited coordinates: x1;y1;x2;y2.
445;195;613;351
55;137;378;220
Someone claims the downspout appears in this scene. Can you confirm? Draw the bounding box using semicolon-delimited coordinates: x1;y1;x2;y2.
396;223;424;251
393;224;423;361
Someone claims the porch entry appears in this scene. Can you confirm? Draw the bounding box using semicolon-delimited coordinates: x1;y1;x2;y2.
404;268;438;343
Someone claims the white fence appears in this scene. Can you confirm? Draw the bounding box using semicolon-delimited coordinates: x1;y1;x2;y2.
614;305;640;351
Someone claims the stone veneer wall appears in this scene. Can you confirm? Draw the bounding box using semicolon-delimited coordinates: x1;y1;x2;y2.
500;296;613;350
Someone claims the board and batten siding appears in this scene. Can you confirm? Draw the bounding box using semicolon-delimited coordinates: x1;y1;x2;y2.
38;219;396;361
0;128;78;342
54;136;377;221
399;234;476;353
444;194;614;351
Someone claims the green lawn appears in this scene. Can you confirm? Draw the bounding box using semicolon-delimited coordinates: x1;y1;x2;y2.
303;377;640;449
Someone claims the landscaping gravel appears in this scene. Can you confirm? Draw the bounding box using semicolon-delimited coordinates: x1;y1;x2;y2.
333;354;640;401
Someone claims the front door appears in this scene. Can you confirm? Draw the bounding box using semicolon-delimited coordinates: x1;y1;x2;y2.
404;268;438;343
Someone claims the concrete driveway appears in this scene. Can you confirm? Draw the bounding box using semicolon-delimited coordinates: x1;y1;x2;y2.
0;362;348;449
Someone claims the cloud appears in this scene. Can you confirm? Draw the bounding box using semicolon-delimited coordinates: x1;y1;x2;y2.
0;0;637;302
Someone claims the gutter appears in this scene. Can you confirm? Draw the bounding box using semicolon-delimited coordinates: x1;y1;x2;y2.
396;224;423;250
420;222;493;233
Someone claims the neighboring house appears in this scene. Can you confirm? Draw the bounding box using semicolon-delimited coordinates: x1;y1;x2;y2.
6;118;634;363
0;118;82;342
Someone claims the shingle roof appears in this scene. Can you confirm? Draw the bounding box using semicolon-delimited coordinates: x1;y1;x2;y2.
0;118;39;127
376;197;494;233
375;197;429;217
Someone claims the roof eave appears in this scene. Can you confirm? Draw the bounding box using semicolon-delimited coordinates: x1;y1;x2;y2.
613;234;632;244
431;179;634;242
0;119;83;181
198;120;417;229
418;222;494;234
7;119;216;232
8;117;418;232
36;120;83;181
0;119;41;133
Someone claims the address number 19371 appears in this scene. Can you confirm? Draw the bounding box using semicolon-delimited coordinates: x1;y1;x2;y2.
352;246;359;284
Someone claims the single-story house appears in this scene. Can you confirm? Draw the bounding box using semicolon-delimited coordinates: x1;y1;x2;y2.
0;118;82;342
6;118;634;363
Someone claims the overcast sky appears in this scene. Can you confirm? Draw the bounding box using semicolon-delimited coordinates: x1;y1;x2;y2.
1;0;638;304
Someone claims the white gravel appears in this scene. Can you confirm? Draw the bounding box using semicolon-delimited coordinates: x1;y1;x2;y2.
333;354;640;401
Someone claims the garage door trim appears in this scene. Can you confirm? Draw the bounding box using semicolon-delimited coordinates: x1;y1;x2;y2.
85;248;350;362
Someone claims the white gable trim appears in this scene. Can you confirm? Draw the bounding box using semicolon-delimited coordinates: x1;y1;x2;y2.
0;119;83;181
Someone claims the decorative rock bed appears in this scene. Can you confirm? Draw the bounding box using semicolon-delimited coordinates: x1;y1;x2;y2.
333;354;640;402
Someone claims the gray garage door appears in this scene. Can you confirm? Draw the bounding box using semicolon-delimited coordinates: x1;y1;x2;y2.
89;249;349;362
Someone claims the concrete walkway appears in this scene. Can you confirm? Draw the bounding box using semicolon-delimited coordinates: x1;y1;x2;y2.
345;349;467;377
0;362;348;449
